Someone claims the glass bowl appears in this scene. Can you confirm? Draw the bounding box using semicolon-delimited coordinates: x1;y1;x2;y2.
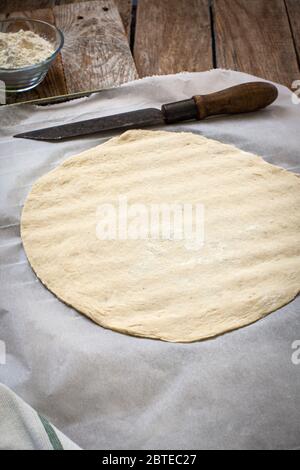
0;18;64;93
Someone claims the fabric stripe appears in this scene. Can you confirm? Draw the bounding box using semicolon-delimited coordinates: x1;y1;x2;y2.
38;414;64;451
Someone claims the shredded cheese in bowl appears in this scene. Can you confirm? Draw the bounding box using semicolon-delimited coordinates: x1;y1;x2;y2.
0;29;55;69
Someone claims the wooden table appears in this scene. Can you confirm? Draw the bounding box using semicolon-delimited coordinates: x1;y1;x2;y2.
1;0;300;104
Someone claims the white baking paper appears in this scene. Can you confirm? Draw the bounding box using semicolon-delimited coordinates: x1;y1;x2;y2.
0;70;300;450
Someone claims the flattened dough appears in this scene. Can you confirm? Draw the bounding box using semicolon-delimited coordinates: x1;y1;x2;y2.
21;130;300;342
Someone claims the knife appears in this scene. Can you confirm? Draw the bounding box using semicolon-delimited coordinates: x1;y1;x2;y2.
14;82;278;141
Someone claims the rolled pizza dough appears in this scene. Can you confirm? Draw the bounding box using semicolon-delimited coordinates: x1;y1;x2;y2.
21;130;300;342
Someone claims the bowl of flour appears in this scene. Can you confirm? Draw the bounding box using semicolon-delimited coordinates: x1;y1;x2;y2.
0;18;64;93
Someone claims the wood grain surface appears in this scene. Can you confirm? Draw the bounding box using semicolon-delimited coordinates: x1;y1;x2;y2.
114;0;132;38
213;0;299;87
0;0;136;103
0;0;132;37
54;0;137;93
134;0;213;77
1;0;300;104
0;0;55;10
286;0;300;68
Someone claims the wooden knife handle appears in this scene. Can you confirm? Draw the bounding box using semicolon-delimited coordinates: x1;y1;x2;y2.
162;82;278;124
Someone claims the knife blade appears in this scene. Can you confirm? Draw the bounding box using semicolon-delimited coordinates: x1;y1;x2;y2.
14;82;278;141
14;108;165;141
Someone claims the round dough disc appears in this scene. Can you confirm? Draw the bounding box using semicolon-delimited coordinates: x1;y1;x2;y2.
21;130;300;342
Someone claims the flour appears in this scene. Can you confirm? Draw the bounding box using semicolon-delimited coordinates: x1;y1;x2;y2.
0;30;55;69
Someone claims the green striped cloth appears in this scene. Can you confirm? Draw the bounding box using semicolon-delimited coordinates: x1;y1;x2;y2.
0;383;80;450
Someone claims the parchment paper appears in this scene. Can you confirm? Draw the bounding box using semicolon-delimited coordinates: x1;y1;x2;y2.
0;70;300;450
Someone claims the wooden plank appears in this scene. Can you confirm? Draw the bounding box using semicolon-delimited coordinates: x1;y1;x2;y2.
0;1;55;10
0;1;133;38
134;0;213;77
285;0;300;67
114;0;132;39
0;8;67;104
213;0;299;87
53;0;137;93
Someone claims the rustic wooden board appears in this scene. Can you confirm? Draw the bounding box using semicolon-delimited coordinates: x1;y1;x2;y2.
0;0;137;103
114;0;132;38
134;0;213;77
285;0;300;68
0;0;133;38
0;1;54;10
2;0;299;105
213;0;299;87
54;0;137;94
